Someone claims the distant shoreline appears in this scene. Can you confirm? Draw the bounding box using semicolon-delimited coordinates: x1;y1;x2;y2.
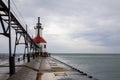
52;52;120;54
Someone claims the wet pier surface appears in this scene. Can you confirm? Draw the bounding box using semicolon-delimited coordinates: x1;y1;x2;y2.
1;57;97;80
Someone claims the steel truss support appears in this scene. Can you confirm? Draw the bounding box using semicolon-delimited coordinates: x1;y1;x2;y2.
8;0;15;75
0;0;40;75
0;15;9;37
14;31;30;62
0;1;15;75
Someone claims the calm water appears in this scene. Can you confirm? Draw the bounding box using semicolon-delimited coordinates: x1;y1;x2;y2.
53;54;120;80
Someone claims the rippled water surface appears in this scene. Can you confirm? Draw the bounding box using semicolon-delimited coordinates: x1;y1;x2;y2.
53;54;120;80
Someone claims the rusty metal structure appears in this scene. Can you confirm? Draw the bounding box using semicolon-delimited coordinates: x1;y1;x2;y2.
0;0;40;75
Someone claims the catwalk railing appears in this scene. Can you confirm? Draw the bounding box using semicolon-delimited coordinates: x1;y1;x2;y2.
0;0;40;75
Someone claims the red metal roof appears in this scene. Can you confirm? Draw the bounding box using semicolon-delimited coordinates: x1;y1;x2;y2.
33;34;46;43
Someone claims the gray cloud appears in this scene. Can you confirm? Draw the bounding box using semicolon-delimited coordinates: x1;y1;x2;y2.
0;0;120;53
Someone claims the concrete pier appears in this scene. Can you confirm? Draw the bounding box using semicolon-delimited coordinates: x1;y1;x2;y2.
6;57;97;80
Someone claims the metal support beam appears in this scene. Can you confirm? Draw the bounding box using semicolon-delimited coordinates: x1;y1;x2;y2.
0;15;6;33
26;25;30;62
0;1;40;76
0;15;9;37
8;0;15;75
0;14;8;16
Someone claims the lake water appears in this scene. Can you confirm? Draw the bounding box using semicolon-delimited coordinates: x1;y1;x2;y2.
53;54;120;80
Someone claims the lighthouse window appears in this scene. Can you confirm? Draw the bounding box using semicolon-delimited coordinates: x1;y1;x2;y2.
44;45;46;48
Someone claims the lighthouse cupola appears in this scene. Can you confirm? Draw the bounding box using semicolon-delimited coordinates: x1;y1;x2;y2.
34;17;43;37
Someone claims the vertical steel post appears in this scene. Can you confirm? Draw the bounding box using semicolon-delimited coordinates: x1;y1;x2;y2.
27;43;30;62
26;25;30;62
13;32;17;57
23;45;26;60
8;0;15;75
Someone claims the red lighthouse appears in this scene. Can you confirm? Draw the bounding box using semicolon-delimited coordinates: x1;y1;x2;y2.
33;17;48;57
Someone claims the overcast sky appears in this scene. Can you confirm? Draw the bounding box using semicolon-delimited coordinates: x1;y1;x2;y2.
0;0;120;53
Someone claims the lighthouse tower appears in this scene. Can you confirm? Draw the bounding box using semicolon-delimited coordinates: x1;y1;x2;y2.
33;17;47;57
